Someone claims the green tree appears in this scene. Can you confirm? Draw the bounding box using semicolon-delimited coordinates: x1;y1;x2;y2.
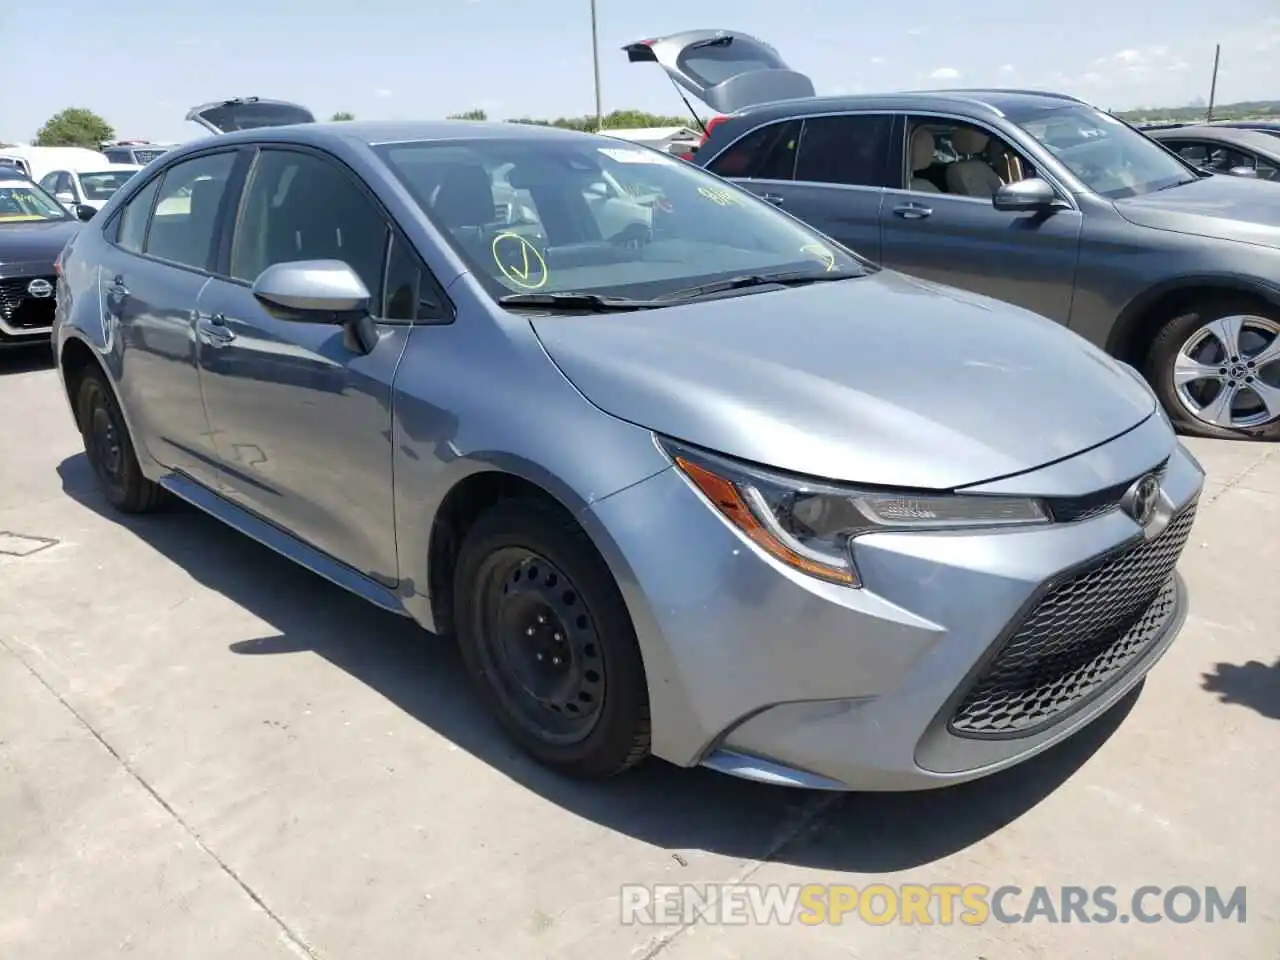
330;111;355;121
35;108;114;149
448;108;488;121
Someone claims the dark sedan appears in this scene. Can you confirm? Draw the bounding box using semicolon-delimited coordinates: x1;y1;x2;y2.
0;173;88;347
1145;124;1280;182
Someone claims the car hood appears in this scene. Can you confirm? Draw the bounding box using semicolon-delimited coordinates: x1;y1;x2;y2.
0;219;81;264
1113;175;1280;249
530;271;1156;490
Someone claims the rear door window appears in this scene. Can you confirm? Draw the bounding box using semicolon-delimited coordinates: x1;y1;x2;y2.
115;176;161;253
794;115;895;188
143;151;238;271
707;119;802;180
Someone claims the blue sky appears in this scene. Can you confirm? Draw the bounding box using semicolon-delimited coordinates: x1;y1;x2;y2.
4;0;1278;144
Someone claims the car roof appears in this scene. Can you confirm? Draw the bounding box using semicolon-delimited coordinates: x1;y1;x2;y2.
718;88;1093;124
189;119;603;150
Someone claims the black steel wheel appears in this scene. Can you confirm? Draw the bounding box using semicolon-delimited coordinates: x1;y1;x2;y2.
75;366;166;513
454;499;650;778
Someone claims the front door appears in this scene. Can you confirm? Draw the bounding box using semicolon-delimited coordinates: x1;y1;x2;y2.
102;150;241;485
879;115;1083;323
195;145;407;580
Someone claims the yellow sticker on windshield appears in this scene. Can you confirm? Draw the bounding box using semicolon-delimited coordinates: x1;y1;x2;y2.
491;232;548;290
0;214;44;222
801;244;837;272
697;185;740;206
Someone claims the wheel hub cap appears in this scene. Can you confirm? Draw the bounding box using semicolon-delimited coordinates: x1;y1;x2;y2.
1173;314;1280;429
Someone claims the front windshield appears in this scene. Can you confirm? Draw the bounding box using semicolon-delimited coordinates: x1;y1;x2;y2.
1015;105;1198;199
373;136;868;302
79;170;137;202
0;179;70;223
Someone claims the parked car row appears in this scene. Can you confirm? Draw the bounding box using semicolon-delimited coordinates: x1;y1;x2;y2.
623;29;1280;440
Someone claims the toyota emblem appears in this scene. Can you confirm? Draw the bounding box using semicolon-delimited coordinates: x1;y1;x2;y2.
26;278;54;299
1123;474;1160;526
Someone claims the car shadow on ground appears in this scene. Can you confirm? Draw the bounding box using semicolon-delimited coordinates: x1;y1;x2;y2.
1201;658;1280;720
0;345;54;376
58;452;1137;872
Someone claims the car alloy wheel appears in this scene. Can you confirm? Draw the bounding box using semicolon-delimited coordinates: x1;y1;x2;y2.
1173;313;1280;430
473;548;606;745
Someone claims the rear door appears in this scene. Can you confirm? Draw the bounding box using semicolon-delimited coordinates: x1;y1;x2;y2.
99;148;244;485
704;112;898;262
623;30;814;114
186;98;316;135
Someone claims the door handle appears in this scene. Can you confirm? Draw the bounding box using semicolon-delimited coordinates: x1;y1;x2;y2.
196;312;236;346
759;193;785;206
106;274;129;298
892;203;933;220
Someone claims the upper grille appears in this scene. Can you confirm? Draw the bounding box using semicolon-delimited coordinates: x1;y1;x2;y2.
949;501;1196;738
0;275;57;329
1046;459;1169;523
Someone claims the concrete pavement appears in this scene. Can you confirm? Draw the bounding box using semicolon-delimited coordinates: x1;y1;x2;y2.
1;347;1275;959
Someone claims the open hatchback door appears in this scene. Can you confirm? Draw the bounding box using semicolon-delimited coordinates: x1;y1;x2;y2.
622;30;815;115
186;97;317;135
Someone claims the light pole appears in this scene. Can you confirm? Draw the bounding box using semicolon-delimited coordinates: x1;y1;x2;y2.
590;0;603;130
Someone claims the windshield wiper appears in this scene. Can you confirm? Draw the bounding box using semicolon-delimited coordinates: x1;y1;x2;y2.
656;269;864;303
498;291;661;312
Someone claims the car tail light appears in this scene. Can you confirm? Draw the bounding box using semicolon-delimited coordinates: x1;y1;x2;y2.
695;115;728;155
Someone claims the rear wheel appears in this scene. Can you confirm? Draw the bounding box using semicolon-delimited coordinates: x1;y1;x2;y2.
75;367;167;513
454;499;650;778
1145;298;1280;440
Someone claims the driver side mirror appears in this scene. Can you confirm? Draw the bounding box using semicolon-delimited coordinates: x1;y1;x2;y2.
252;260;378;353
73;204;96;222
992;178;1065;213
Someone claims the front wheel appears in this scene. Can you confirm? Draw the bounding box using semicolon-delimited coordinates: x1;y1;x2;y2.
1145;298;1280;440
453;499;651;779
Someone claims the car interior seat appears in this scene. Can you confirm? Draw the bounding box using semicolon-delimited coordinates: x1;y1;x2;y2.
909;127;941;192
946;128;1004;197
431;164;499;262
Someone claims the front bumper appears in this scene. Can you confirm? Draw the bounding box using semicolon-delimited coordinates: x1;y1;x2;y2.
583;413;1203;791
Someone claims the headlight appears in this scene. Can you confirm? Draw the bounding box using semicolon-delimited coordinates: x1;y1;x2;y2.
662;439;1049;588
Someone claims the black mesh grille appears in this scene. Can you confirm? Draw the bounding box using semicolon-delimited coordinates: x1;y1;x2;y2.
0;275;56;329
949;502;1196;738
1046;459;1169;523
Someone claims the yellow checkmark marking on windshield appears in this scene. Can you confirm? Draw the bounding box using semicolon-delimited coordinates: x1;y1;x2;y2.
492;232;549;290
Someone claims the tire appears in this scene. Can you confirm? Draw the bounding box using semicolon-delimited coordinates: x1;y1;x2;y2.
453;498;651;779
75;367;167;513
1144;297;1280;441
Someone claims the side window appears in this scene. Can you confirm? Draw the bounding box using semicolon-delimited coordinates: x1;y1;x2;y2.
115;175;162;254
382;232;448;322
793;114;895;187
144;152;237;271
904;117;1038;198
707;119;802;180
1169;141;1208;165
229;149;387;308
58;173;75;198
1255;157;1278;181
39;173;59;194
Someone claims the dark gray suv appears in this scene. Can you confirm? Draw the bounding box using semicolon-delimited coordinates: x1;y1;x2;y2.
626;30;1280;440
